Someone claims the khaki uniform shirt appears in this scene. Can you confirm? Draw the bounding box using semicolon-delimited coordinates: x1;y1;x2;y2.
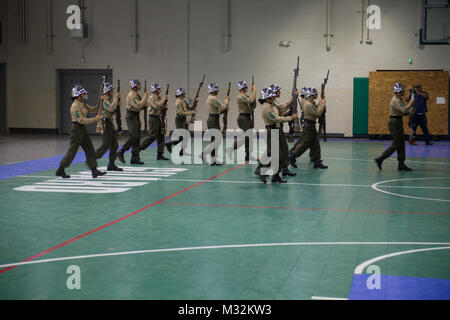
147;94;167;116
303;100;325;121
237;90;257;114
70;100;98;125
274;96;294;117
390;96;412;117
102;95;119;119
207;95;229;115
126;89;146;112
261;102;293;128
176;97;193;116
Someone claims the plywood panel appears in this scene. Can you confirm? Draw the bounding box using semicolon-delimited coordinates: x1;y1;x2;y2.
368;71;449;135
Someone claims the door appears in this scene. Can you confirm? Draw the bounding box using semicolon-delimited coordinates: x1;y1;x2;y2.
0;63;6;135
58;69;113;134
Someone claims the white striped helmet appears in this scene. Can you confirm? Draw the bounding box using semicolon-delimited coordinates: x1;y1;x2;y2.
393;82;405;93
269;84;281;93
176;88;186;97
130;78;141;89
72;85;87;98
103;82;113;94
208;83;219;93
237;81;248;90
304;87;318;99
260;87;276;100
300;87;308;98
151;83;161;93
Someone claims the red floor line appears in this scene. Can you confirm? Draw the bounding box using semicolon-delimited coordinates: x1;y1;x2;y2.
0;164;247;275
162;203;450;216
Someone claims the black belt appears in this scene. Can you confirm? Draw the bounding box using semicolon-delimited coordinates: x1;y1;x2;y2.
390;116;402;119
72;122;83;126
209;114;220;118
149;114;160;119
127;110;140;115
102;118;112;122
304;119;316;125
265;124;278;129
239;113;251;118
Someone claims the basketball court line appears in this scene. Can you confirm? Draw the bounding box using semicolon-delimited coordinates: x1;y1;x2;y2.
1;242;449;270
162;203;450;216
0;163;247;275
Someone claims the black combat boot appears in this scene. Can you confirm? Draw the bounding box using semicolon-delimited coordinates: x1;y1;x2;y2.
117;150;126;164
398;162;413;172
313;160;328;169
56;167;70;179
130;156;144;165
272;173;287;184
92;167;107;178
254;163;262;176
374;157;384;171
107;160;123;172
282;167;297;177
289;154;298;169
157;153;170;161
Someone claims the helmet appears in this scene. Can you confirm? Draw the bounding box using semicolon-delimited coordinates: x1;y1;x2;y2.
103;82;113;94
304;87;318;99
269;84;281;93
151;83;161;93
393;82;405;93
237;81;248;90
208;83;219;93
176;88;186;97
300;87;308;98
72;85;87;98
130;78;141;89
260;87;276;100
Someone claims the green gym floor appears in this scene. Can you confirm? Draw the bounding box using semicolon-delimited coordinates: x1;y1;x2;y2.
0;135;449;300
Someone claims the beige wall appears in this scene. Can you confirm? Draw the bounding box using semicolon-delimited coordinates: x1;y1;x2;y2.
4;0;450;136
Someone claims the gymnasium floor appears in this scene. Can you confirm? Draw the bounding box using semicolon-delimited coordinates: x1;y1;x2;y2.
0;134;449;300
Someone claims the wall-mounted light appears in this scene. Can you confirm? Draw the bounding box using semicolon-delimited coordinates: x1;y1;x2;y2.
279;40;292;48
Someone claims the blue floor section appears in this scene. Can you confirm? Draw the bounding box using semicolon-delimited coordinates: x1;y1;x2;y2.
349;274;450;300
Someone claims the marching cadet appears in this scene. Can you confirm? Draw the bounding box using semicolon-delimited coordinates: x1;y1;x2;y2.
56;85;107;179
269;84;297;177
375;83;415;171
289;88;328;170
94;82;123;172
293;87;314;162
203;83;229;166
139;83;170;161
168;88;197;155
117;78;148;165
227;81;257;162
255;88;297;184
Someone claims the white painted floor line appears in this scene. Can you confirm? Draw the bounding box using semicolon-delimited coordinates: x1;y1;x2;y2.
1;242;449;270
354;246;450;275
311;296;349;301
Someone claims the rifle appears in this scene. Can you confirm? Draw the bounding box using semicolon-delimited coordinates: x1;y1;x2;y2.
161;84;169;135
250;76;255;128
408;88;415;141
189;74;206;124
318;70;330;142
95;65;110;134
222;82;231;136
115;79;123;136
143;80;148;134
288;57;301;142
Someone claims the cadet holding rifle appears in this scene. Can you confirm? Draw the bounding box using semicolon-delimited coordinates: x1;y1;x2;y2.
117;78;148;165
115;80;123;136
375;83;415;171
139;83;170;161
203;83;229;166
318;70;330;142
227;80;257;162
289;88;328;170
56;85;106;179
95;82;123;171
